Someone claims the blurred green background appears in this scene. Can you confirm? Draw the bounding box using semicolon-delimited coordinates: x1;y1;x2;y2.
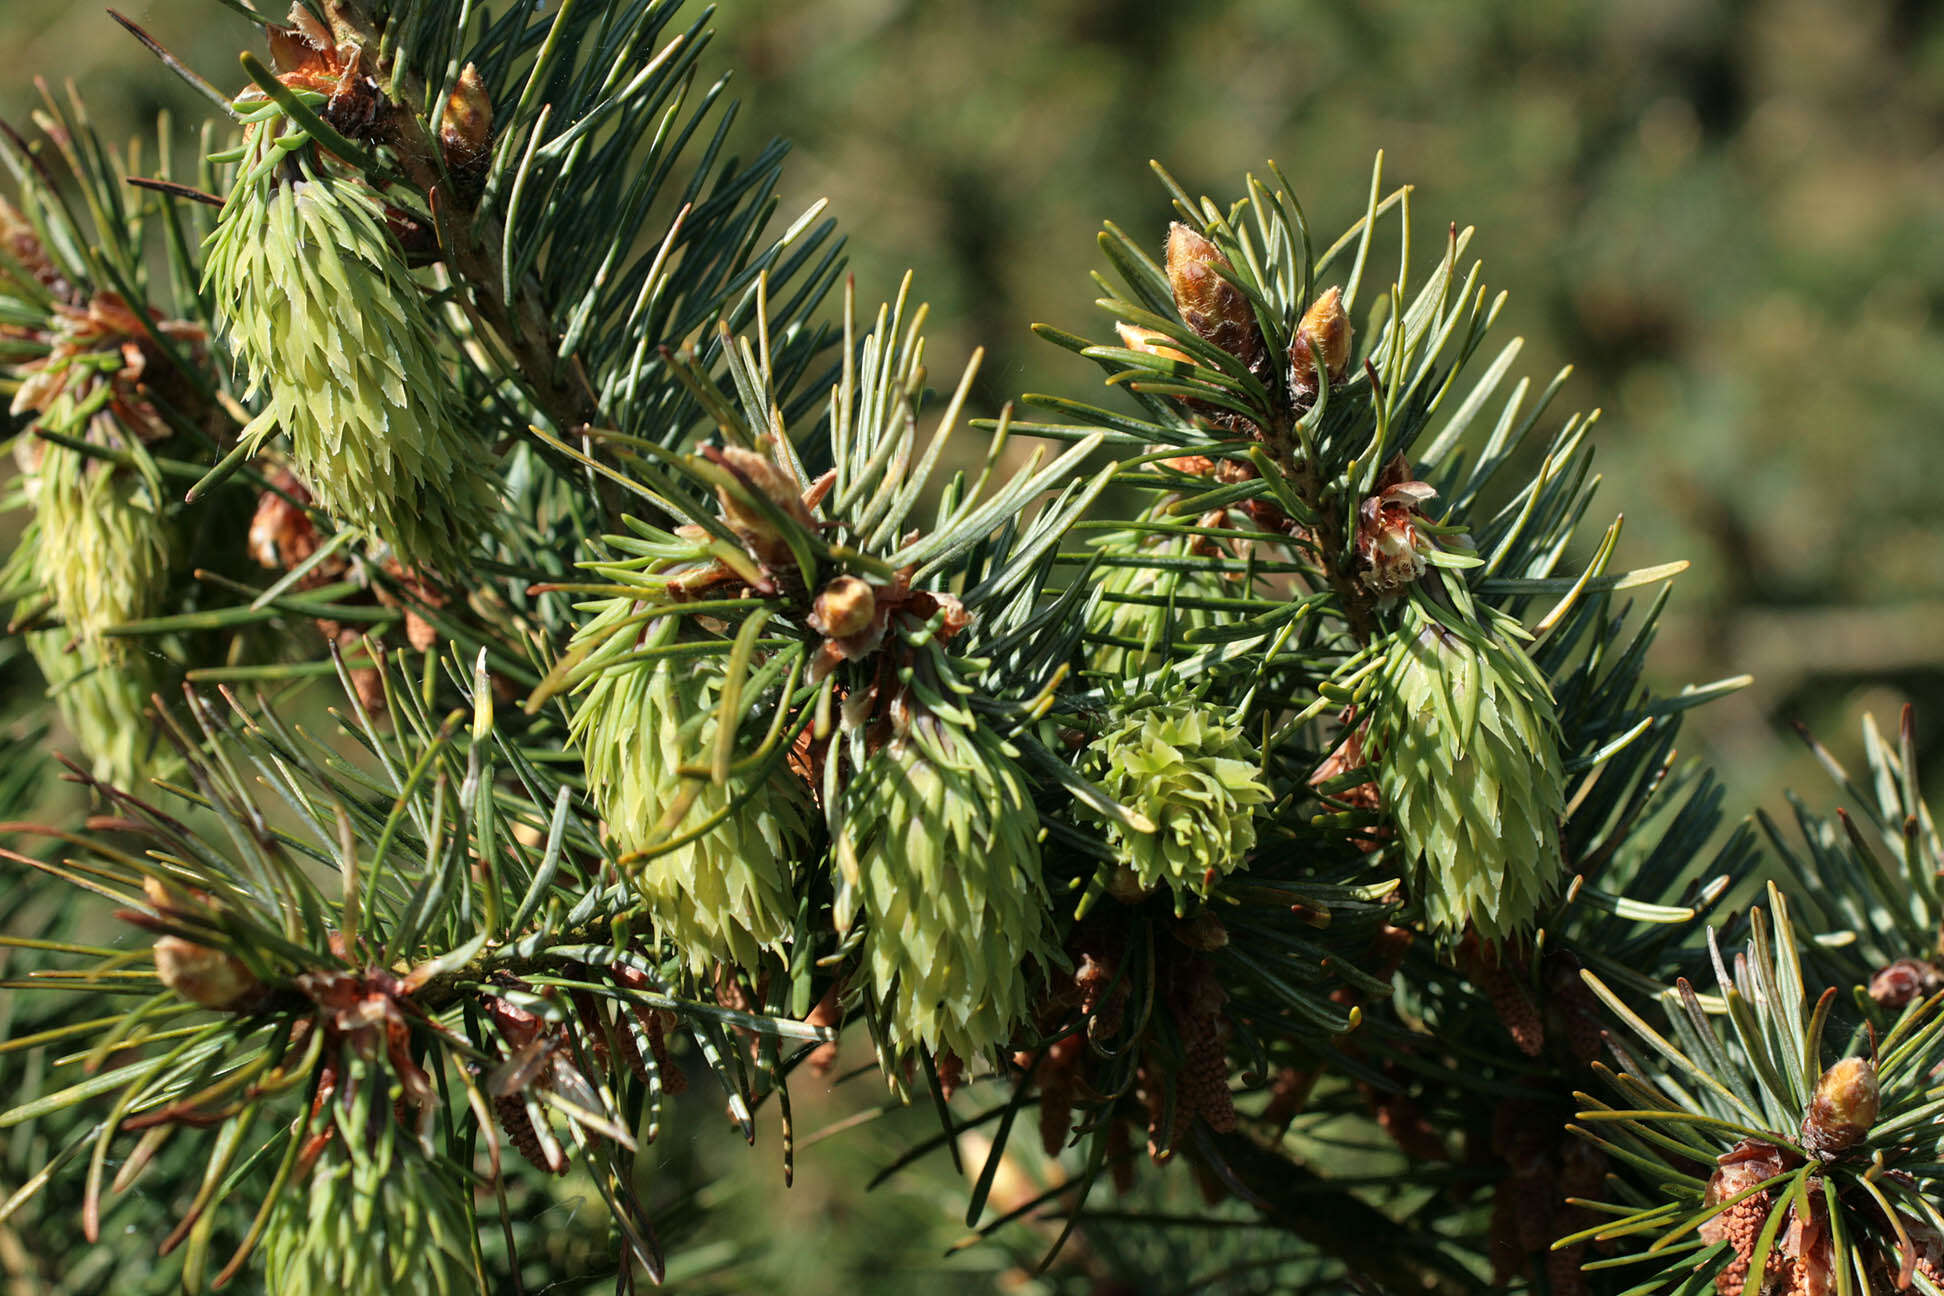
4;0;1944;1287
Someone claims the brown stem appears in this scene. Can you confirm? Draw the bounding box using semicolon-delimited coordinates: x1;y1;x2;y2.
1256;399;1379;645
326;1;605;450
1286;440;1378;645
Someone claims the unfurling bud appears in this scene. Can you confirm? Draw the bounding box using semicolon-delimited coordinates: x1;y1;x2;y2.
263;1068;475;1296
154;936;261;1011
809;575;876;639
1802;1056;1879;1156
1080;701;1271;912
1289;286;1353;399
30;630;172;787
204;127;498;577
1356;456;1439;595
836;715;1054;1068
1365;607;1567;944
567;609;810;974
1164;223;1264;370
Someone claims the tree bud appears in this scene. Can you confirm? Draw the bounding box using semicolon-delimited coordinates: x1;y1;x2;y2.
155;935;261;1011
1802;1056;1879;1155
1289;286;1353;400
440;64;494;202
1868;957;1943;1009
712;442;818;571
809;575;877;640
1164;223;1264;370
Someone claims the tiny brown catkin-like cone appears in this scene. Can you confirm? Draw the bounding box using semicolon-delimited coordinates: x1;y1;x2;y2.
1164;223;1265;370
1801;1056;1879;1156
493;1092;560;1174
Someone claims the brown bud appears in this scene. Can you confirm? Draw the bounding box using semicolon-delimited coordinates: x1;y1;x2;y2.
441;64;493;162
154;936;261;1011
1868;957;1943;1009
1164;223;1264;370
1289;286;1353;399
808;575;876;639
1802;1056;1879;1155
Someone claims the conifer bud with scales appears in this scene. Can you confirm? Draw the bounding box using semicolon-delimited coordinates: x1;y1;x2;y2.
3;207;199;654
565;603;810;976
1364;593;1567;944
1288;285;1353;401
837;707;1056;1068
1164;222;1265;372
203;119;496;578
1081;700;1271;912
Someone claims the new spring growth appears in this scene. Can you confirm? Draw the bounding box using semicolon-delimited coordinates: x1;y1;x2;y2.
1164;223;1264;371
1081;701;1271;913
1801;1056;1880;1157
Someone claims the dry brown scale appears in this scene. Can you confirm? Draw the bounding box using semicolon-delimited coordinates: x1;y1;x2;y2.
249;469;447;711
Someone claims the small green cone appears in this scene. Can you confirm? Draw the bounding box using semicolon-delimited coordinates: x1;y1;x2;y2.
24;444;171;655
28;629;173;788
1085;517;1245;677
1081;700;1271;911
203;124;496;576
1364;596;1566;944
567;603;810;975
838;713;1056;1067
262;1079;475;1296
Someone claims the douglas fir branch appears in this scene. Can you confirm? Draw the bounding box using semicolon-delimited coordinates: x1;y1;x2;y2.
0;2;1937;1294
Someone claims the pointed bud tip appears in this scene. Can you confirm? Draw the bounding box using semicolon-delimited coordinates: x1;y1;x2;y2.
1162;223;1263;369
1290;285;1354;397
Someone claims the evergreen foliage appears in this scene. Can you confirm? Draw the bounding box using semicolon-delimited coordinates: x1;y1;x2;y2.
0;3;1933;1293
